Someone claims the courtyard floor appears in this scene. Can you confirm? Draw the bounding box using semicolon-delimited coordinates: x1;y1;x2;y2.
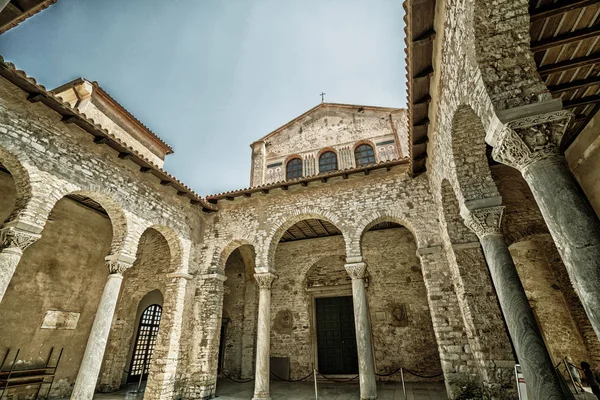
88;380;448;399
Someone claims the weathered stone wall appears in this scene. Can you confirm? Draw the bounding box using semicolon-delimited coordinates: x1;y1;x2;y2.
250;107;407;186
99;228;172;392
565;110;600;218
0;195;112;398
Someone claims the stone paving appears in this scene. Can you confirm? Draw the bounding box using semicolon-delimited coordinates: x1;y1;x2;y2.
83;380;448;399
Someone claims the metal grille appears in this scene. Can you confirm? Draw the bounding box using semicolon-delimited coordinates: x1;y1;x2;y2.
319;151;338;173
286;158;303;180
354;144;376;166
128;304;162;382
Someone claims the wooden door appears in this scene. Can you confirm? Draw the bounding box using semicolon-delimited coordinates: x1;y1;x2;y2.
315;296;359;374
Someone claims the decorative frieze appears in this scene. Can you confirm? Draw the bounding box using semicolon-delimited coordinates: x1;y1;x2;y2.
492;110;572;172
344;261;368;280
462;206;505;240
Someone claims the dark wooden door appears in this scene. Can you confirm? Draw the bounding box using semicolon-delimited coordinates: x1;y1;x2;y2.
315;296;359;374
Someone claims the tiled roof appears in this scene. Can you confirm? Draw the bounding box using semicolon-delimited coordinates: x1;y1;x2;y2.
207;158;409;201
0;0;57;35
0;56;216;212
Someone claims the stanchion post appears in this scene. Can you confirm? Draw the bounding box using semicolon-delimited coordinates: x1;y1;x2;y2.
401;367;406;400
563;359;578;394
314;369;318;399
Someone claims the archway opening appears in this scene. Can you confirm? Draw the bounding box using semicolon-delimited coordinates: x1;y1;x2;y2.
0;161;16;224
361;220;443;382
99;227;173;392
0;193;114;399
220;244;257;380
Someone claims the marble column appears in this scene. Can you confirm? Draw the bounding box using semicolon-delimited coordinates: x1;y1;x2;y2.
344;261;377;400
252;271;276;400
145;271;192;400
493;109;600;340
0;222;41;303
71;254;134;400
462;206;572;400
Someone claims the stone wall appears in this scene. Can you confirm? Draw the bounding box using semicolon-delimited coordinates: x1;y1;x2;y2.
0;193;112;398
250;106;407;186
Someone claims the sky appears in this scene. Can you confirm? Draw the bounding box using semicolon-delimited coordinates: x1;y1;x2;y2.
0;0;406;195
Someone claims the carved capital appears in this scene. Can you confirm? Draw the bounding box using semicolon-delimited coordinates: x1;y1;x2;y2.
492;110;571;172
104;254;135;275
0;226;41;252
462;206;505;240
344;262;367;280
254;272;277;290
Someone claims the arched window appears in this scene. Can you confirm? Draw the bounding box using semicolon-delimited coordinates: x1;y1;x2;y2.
354;144;376;166
286;158;303;180
128;304;162;383
319;151;338;173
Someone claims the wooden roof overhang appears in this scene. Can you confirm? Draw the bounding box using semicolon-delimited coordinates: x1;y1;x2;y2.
404;0;436;177
530;0;600;150
0;0;57;34
206;158;409;203
0;57;217;212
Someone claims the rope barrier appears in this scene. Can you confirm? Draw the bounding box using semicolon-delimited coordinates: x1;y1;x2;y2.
270;370;314;382
375;366;443;379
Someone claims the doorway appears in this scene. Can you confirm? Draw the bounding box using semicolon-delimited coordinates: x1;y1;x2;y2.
315;296;358;374
128;304;162;383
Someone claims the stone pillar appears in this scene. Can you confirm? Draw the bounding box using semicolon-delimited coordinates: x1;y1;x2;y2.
71;254;134;400
145;271;192;400
252;271;276;400
492;109;600;340
344;260;377;400
0;222;41;303
184;272;227;399
462;206;572;399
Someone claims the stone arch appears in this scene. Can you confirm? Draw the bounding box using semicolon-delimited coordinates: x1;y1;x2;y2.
263;208;350;268
352;211;425;259
449;104;499;204
44;188;132;258
0;145;50;229
137;224;188;274
472;0;550;110
215;238;258;273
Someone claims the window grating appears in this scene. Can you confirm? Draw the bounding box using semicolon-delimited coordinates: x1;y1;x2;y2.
354;144;376;166
319;151;338;173
128;304;162;382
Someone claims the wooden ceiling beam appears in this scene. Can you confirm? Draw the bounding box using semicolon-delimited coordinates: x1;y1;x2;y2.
530;0;600;22
563;94;600;108
538;53;600;76
531;25;600;52
548;75;600;93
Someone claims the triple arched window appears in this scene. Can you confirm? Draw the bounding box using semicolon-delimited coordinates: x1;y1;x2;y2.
286;158;303;180
319;151;338;173
354;144;376;167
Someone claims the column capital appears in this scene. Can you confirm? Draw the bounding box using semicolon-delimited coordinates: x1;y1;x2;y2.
344;261;367;280
461;206;505;240
492;110;571;172
0;223;42;253
254;271;277;289
104;254;135;275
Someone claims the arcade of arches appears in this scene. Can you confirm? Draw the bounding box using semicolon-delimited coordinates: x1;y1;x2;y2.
1;0;600;399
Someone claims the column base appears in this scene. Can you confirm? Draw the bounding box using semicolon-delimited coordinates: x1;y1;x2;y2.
252;394;271;400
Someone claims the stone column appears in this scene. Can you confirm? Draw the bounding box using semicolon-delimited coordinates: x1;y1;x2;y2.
492;109;600;340
0;222;41;303
184;272;227;399
145;271;192;400
344;260;377;400
252;271;276;400
71;254;134;400
462;206;572;399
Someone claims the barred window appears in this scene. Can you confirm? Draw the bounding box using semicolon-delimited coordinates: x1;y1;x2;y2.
286;158;303;180
354;144;376;166
319;151;338;173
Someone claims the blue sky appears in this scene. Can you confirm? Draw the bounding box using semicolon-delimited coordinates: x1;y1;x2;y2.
0;0;406;195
